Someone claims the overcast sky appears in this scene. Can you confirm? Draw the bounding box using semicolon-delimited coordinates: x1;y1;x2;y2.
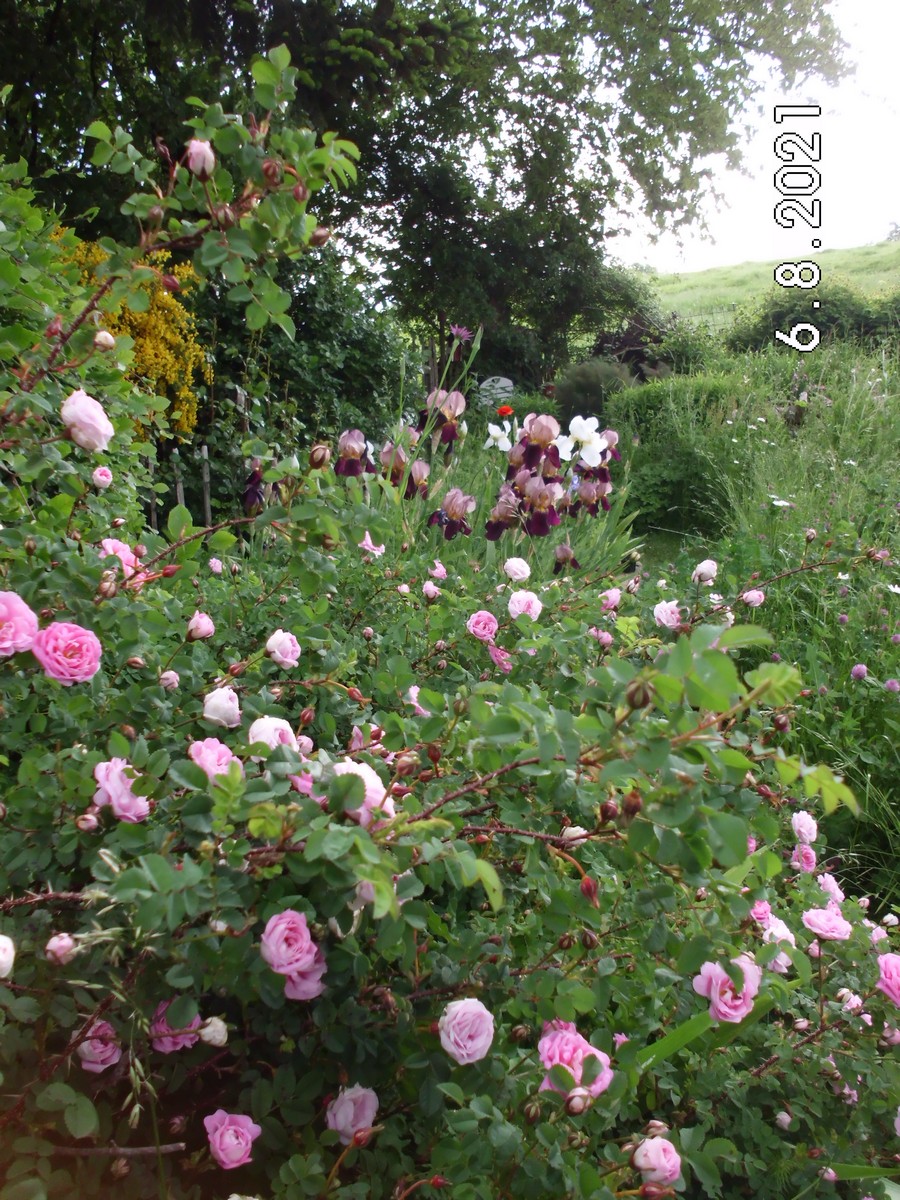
621;0;900;274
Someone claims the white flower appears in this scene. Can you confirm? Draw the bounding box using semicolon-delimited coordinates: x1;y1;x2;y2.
503;557;531;582
199;1016;229;1046
656;579;667;589
691;559;718;584
557;415;608;466
887;584;900;596
484;421;512;452
772;499;793;508
202;687;242;728
0;934;14;978
560;825;589;842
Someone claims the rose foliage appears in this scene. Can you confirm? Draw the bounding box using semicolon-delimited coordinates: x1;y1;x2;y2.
0;57;898;1200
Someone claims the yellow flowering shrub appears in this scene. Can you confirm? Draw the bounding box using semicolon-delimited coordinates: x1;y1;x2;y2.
68;242;213;436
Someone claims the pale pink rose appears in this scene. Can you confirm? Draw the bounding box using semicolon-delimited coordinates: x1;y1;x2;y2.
775;1111;792;1130
60;389;114;452
653;600;681;629
488;644;513;673
808;939;821;958
741;589;766;607
691;558;718;584
423;580;441;600
508;590;542;620
32;622;102;684
0;592;39;657
612;1032;630;1048
76;1020;122;1073
189;738;243;781
288;770;327;807
159;670;180;691
876;953;900;1007
750;900;772;925
693;954;762;1023
589;627;613;648
247;716;299;758
818;873;845;903
882;1024;900;1045
802;902;853;941
407;685;430;716
266;629;301;668
503;557;531;582
0;935;13;978
895;1105;900;1136
93;330;115;351
397;583;410;595
208;557;223;575
632;1137;682;1185
332;760;395;827
45;933;77;965
186;138;215;181
203;1110;262;1170
429;560;448;579
93;758;149;823
92;466;113;489
187;610;215;641
763;917;796;974
791;843;817;873
283;948;327;1000
325;1085;379;1145
358;530;385;556
871;925;888;946
149;999;201;1053
100;537;140;579
538;1025;613;1097
600;587;621;611
438;998;495;1064
466;610;498;643
791;811;818;844
75;810;99;832
260;909;320;976
203;687;242;728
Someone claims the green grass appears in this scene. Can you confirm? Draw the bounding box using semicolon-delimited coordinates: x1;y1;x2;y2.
651;240;900;322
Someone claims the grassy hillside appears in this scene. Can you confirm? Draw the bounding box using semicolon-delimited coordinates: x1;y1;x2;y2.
649;239;900;324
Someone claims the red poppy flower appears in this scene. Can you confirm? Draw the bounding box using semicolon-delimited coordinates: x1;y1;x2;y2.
497;404;514;417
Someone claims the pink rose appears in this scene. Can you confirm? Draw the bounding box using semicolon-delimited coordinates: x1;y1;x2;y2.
503;557;531;582
203;686;242;728
653;600;681;629
0;591;39;657
93;758;149;823
488;644;513;673
802;902;853;941
186;138;216;181
429;560;448;579
538;1024;613;1097
407;685;430;716
149;999;201;1053
632;1137;682;1185
439;998;495;1064
31;622;102;684
159;670;180;691
791;810;818;844
45;933;77;965
693;954;762;1023
358;530;385;556
60;389;114;452
92;466;113;489
423;580;441;600
325;1085;379;1145
466;610;498;643
876;953;900;1007
589;627;613;648
187;610;215;641
741;589;766;607
188;738;243;781
266;629;301;668
508;590;542;620
691;558;718;584
763;917;796;974
283;948;327;1000
397;583;410;595
76;1020;122;1073
600;587;621;611
817;873;845;903
332;760;395;827
791;843;817;873
203;1109;262;1169
260;910;320;976
750;900;772;925
208;557;223;575
100;538;140;579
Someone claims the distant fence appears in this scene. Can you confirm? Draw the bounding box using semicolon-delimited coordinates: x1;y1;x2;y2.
676;305;739;331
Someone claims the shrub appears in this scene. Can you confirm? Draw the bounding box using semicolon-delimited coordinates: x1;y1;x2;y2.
553;358;636;425
727;280;879;352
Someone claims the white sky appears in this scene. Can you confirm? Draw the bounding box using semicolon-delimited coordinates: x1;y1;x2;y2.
621;0;900;274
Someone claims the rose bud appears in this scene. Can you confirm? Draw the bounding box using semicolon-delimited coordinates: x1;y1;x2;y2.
565;1087;592;1115
161;273;180;293
599;799;619;824
639;1185;671;1199
347;687;364;703
523;1100;542;1125
76;810;99;832
185;137;215;181
262;158;283;187
125;658;145;670
580;876;599;907
293;180;311;204
622;790;643;818
93;330;116;351
213;203;236;228
168;1115;187;1136
581;929;599;949
45;314;63;338
643;1120;670;1136
111;517;126;528
309;226;331;247
625;678;655;709
299;706;315;727
510;1025;531;1043
309;443;331;469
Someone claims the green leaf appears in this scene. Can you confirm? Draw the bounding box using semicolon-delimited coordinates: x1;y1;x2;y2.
34;1081;77;1111
636;1012;712;1069
166;504;194;541
269;43;292;71
64;1093;99;1139
716;624;774;650
474;858;503;911
85;120;112;141
744;662;802;705
832;1164;900;1181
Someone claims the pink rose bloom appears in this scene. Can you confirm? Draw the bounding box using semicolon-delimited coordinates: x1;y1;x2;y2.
750;900;772;925
612;1032;630;1048
93;758;149;823
208;557;223;575
203;686;242;728
332;760;395;827
247;716;299;759
791;844;817;873
895;1106;900;1136
60;389;114;452
76;1020;122;1073
876;953;900;1007
149;999;201;1053
600;587;621;611
45;933;77;965
407;685;430;716
358;530;385;556
266;628;301;668
325;1085;379;1145
747;835;758;853
92;466;113;489
159;669;180;691
589;627;614;648
488;644;513;673
189;738;243;781
763;917;796;974
741;589;766;607
653;600;681;629
0;591;39;657
693;954;762;1023
691;558;718;584
186;138;216;181
791;810;818;844
32;622;102;684
632;1137;682;1185
438;998;495;1064
260;910;320;976
802;902;853;941
288;770;327;807
871;925;888;946
203;1109;262;1170
466;610;498;643
817;873;845;903
100;538;140;579
283;947;327;1000
538;1024;613;1097
508;590;542;621
423;580;441;600
429;560;448;579
397;583;410;595
503;557;531;582
187;610;215;641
